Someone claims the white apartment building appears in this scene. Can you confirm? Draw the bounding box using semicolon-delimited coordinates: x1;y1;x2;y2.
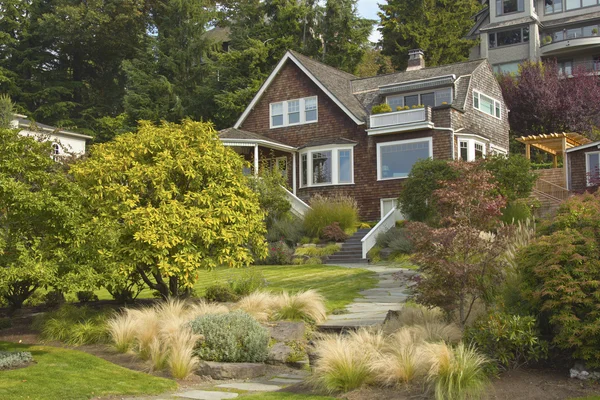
469;0;600;75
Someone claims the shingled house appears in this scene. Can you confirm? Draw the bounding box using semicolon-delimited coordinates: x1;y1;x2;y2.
219;50;510;222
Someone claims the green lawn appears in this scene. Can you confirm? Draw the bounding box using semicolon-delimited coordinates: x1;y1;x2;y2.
0;342;176;400
97;264;377;312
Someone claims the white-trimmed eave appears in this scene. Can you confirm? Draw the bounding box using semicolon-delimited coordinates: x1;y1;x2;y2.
566;142;600;153
18;123;93;140
233;51;365;129
366;121;435;136
455;132;491;142
220;138;297;152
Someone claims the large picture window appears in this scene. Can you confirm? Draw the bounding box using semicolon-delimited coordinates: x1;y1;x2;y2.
377;138;432;180
473;90;501;119
270;96;318;128
489;27;529;48
496;0;524;15
300;146;354;187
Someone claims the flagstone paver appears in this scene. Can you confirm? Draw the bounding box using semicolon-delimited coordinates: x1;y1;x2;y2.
318;264;416;330
174;390;239;400
216;382;282;392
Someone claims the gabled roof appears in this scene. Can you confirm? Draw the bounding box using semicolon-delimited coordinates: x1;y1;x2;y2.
234;51;491;129
14;115;93;139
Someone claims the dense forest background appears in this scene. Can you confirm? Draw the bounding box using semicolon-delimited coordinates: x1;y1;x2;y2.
0;0;480;141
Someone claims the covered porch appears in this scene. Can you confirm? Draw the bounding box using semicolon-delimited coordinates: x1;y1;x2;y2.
219;127;299;194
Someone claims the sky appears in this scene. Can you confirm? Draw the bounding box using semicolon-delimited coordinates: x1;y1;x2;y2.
357;0;382;43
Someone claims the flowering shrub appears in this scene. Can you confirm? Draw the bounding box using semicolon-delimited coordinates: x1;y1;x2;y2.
322;222;348;242
260;240;293;265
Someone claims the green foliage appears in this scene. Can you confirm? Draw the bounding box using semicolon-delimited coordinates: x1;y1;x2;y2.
375;227;413;254
304;195;359;238
259;240;295;265
0;129;85;309
190;310;269;362
0;94;14;129
379;0;481;71
204;284;239;303
266;216;305;247
398;159;459;224
482;154;537;202
0;318;12;330
322;222;348;242
371;103;393;114
35;305;111;346
517;192;600;367
501;199;534;224
294;244;341;258
248;163;292;229
42;291;66;308
228;268;268;298
465;312;547;370
305;257;323;265
76;291;99;303
0;351;33;370
72;121;267;298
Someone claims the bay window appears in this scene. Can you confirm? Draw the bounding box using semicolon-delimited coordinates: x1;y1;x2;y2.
300;146;354;187
377;138;432;180
458;138;488;161
270;96;318;128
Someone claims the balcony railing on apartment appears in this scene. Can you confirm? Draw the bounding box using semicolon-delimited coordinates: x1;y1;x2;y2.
369;107;429;129
541;25;600;47
558;60;600;76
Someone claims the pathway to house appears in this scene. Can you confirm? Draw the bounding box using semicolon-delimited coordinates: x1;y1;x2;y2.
318;263;416;330
119;264;414;400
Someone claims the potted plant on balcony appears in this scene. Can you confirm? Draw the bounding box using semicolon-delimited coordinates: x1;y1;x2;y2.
371;103;392;114
543;35;553;45
592;28;598;36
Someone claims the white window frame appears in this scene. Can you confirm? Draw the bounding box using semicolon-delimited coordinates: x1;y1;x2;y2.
380;198;398;220
270;96;318;128
473;90;502;119
377;137;433;181
299;145;355;188
386;88;453;109
458;138;488;161
585;151;600;187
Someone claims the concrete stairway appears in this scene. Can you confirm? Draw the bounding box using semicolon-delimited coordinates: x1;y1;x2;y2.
325;228;370;264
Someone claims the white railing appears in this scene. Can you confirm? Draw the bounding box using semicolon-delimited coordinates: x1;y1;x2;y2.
283;187;311;217
361;207;404;259
369;108;427;129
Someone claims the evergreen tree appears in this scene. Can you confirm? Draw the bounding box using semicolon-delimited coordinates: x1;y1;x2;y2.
379;0;481;71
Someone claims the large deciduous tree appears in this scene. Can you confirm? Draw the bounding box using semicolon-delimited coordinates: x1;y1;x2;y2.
379;0;481;71
498;60;600;139
72;120;268;298
0;128;83;308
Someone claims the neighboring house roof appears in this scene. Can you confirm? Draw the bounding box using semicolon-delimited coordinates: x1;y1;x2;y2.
566;140;600;153
479;16;537;32
298;137;358;150
219;127;296;151
541;11;600;29
14;115;93;140
233;51;490;129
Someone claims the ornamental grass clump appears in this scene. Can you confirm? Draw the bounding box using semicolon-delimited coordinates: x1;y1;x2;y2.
303;194;359;238
273;290;327;324
424;342;489;400
234;291;275;322
37;304;111;346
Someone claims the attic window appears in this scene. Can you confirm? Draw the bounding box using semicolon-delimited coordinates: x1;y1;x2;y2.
473;90;501;119
270;96;318;128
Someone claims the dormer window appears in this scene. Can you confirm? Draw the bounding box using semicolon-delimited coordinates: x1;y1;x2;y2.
270;96;318;128
473;90;501;119
496;0;524;15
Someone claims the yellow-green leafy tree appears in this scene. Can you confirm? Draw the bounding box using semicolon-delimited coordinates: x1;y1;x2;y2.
72;120;268;298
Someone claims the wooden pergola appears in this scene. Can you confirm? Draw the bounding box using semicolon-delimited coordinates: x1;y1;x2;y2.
515;132;591;167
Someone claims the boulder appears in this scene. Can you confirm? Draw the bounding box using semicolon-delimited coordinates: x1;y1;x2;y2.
570;362;600;380
269;321;306;342
196;361;266;380
267;342;293;365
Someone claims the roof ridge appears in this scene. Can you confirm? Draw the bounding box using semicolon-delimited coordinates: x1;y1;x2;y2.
288;50;357;80
350;58;488;82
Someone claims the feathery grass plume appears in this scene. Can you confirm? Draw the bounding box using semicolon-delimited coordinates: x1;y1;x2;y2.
312;335;373;393
148;337;170;371
155;298;188;320
371;328;428;386
424;342;489;400
347;328;386;356
132;308;161;359
168;327;200;379
383;303;445;334
107;311;138;353
234;291;276;322
273;290;327;323
408;323;463;344
186;299;229;320
68;320;109;346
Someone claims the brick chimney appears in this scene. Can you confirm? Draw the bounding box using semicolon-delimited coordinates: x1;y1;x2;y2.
406;49;425;71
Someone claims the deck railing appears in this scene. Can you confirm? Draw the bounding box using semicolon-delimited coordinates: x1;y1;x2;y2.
361;207;404;259
283;187;311;218
369;108;428;129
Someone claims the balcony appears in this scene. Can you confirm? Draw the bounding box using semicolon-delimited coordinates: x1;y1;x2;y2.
558;59;600;76
367;107;434;135
541;26;600;56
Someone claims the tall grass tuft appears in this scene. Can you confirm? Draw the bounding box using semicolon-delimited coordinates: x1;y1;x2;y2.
425;342;489;400
347;328;386;355
131;308;161;360
313;335;373;393
303;194;359;238
168;327;200;379
37;304;111;346
273;290;327;323
186;300;229;320
409;323;463;344
370;328;428;386
107;311;137;353
148;337;170;371
234;291;275;322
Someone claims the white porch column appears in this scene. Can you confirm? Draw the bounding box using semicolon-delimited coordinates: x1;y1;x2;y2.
292;152;297;196
254;144;259;176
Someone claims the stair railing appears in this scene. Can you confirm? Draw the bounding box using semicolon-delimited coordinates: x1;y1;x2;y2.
282;187;311;218
361;207;404;259
534;178;570;201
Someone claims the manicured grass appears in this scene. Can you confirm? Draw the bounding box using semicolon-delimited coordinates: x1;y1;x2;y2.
97;264;377;312
0;342;176;400
241;393;336;400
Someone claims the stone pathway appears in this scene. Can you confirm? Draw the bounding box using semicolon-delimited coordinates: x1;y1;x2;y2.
318;264;416;330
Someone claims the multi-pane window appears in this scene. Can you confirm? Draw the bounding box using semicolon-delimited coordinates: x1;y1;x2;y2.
380;198;399;219
386;88;452;110
270;96;318;128
300;147;354;187
546;0;563;13
458;139;487;161
489;27;529;48
377;139;432;180
496;0;524;15
475;143;484;159
473;90;501;119
460;141;468;161
493;61;522;75
288;100;300;124
586;152;600;186
567;0;599;10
